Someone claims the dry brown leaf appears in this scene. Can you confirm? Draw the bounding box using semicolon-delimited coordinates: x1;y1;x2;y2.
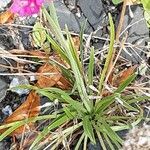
56;76;71;90
102;65;137;96
29;50;48;58
0;10;14;24
1;91;40;135
36;63;61;88
37;63;71;89
72;36;80;51
112;65;137;87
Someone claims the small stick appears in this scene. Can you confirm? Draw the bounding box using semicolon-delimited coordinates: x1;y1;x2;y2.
116;0;128;42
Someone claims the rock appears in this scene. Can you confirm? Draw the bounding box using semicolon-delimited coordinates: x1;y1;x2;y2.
123;125;150;150
0;142;9;150
0;58;9;72
0;28;15;50
121;6;149;63
2;105;12;116
53;0;104;34
78;0;104;31
0;0;11;12
54;1;81;32
88;141;102;150
9;76;29;95
19;28;32;50
0;79;7;102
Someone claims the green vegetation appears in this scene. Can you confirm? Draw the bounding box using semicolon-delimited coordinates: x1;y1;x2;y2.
0;2;149;150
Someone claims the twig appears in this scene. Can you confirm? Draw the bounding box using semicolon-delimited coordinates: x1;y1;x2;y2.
2;23;109;41
0;73;60;76
116;0;128;42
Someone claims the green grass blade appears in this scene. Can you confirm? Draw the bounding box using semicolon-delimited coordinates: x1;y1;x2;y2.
98;13;115;92
83;115;96;144
42;7;67;49
128;95;150;104
10;84;38;91
43;5;92;113
41;87;87;113
0;115;56;141
64;29;92;112
96;131;107;150
0;123;24;141
0;115;56;131
63;106;75;119
83;135;88;150
102;122;123;146
29;114;71;150
79;19;87;66
48;2;60;28
44;122;82;150
95;95;115;114
116;97;139;112
103;133;115;150
65;26;82;74
88;46;94;86
75;133;85;150
46;34;70;64
38;90;63;101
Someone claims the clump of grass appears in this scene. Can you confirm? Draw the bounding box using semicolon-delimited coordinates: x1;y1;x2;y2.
0;2;149;150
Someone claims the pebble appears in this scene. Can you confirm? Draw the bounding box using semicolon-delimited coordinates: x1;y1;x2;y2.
2;105;12;116
0;0;11;12
0;79;8;102
9;76;29;95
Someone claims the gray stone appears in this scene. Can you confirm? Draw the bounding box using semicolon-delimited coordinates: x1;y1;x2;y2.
0;58;9;72
123;6;149;43
0;0;11;12
0;28;15;50
0;142;6;150
2;105;12;116
78;0;104;30
54;1;80;32
53;0;104;34
121;6;149;63
0;79;7;102
9;76;29;95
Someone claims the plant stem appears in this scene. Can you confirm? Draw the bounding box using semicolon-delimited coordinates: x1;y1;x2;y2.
98;13;115;93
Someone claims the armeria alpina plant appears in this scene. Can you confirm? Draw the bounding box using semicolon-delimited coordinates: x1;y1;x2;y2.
0;1;149;150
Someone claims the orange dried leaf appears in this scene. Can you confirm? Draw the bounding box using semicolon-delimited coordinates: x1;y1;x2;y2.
0;10;14;24
72;36;80;51
56;76;71;90
2;91;40;135
112;65;137;87
37;63;61;88
29;50;47;57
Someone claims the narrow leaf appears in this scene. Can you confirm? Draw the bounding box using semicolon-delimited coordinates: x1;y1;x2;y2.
83;116;96;144
88;46;94;86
